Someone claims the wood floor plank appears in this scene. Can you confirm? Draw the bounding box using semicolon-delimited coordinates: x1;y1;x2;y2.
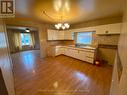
11;50;113;95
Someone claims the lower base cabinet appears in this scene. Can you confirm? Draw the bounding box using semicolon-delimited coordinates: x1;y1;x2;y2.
55;46;95;64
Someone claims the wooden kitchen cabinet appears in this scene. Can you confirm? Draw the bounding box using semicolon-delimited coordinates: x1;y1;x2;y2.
108;23;121;34
78;50;95;63
96;23;121;35
55;46;95;64
56;30;64;40
71;49;78;58
78;50;86;61
64;30;74;40
64;48;79;58
96;25;109;35
47;29;74;40
47;29;55;40
64;48;69;55
55;46;65;56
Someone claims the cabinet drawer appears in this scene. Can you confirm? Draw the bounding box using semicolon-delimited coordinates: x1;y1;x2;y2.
56;46;95;64
79;51;94;58
86;58;94;64
86;52;94;58
69;49;78;58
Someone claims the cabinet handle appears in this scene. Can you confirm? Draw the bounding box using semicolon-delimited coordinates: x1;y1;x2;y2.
105;31;109;34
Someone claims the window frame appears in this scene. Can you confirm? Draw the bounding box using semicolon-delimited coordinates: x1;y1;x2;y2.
20;33;31;46
76;31;93;45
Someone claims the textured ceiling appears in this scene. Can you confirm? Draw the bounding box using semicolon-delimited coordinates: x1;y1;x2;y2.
15;0;124;24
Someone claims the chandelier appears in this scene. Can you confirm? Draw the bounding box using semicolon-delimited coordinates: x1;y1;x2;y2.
55;23;70;30
42;11;70;30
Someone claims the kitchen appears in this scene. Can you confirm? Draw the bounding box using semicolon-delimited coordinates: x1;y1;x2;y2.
47;19;121;65
0;0;126;95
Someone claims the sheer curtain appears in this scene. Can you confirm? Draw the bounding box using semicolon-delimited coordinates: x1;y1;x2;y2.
7;29;22;53
30;32;35;48
14;32;22;50
7;29;36;52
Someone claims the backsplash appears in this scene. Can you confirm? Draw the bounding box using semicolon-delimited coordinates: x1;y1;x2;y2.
96;34;120;45
73;32;120;47
96;34;120;65
47;33;120;47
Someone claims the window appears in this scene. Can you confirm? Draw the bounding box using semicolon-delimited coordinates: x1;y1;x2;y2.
21;33;31;46
71;32;74;39
77;32;92;44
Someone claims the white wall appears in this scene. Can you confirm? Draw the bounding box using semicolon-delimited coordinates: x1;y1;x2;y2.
110;2;127;95
117;2;127;95
0;20;15;95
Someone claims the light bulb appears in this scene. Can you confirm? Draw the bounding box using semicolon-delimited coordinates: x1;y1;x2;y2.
58;23;62;27
55;24;60;29
64;23;70;28
26;28;30;32
62;25;65;30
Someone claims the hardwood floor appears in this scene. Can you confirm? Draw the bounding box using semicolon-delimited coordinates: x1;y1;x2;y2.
11;50;113;95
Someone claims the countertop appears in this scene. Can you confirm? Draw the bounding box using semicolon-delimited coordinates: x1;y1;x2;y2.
56;45;96;50
68;45;96;50
98;44;118;49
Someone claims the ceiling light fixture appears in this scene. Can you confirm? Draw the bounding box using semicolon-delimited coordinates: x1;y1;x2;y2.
55;23;70;30
25;28;30;32
42;11;70;30
55;16;70;30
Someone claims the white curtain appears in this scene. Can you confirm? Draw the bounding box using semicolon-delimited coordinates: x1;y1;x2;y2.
30;32;35;48
14;32;22;50
14;32;35;50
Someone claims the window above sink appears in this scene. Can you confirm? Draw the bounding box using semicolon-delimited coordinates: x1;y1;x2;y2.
76;32;93;45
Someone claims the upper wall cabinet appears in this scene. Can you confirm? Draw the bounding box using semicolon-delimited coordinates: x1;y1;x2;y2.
64;30;74;40
47;29;55;40
96;23;121;35
55;30;64;40
47;29;74;40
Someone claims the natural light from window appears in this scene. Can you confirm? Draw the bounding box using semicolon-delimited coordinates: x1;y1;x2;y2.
77;32;92;44
21;33;31;46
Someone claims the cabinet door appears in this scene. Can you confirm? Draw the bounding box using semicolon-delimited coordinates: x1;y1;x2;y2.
59;47;65;54
64;48;78;58
55;47;65;56
72;49;78;58
57;30;64;40
53;30;65;40
78;51;86;61
64;48;69;56
96;25;109;35
78;50;94;63
47;29;54;40
48;30;74;40
55;47;60;56
96;23;121;35
52;30;58;40
85;57;94;64
64;30;74;40
85;52;94;58
67;49;73;57
108;23;121;34
67;48;74;57
47;29;59;40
